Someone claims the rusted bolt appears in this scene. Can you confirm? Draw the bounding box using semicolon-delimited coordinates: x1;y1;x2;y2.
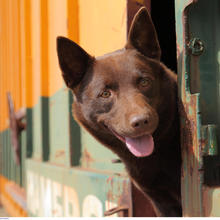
188;38;204;56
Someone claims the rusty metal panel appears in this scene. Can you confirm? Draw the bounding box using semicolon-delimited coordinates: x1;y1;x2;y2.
175;0;203;216
176;0;220;216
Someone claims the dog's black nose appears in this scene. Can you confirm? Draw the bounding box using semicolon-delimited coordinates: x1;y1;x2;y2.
130;115;149;129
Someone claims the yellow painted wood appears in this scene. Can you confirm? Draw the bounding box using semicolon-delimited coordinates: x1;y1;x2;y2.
48;0;67;96
41;0;49;97
24;0;33;108
0;0;79;131
79;0;127;56
20;0;27;108
0;0;9;131
67;0;79;43
0;0;23;131
31;0;41;106
0;1;6;131
0;0;126;131
11;0;22;110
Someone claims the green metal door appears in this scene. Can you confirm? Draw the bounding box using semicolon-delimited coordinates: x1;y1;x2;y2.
175;0;220;216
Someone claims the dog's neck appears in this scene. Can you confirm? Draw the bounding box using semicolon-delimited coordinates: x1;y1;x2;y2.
73;80;181;217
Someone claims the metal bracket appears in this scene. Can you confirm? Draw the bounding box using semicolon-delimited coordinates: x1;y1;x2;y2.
7;92;26;165
104;205;129;217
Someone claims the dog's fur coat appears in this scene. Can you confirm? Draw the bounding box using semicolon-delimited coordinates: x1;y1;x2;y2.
57;7;182;216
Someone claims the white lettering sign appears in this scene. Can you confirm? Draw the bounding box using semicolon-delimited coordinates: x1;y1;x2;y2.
27;171;118;217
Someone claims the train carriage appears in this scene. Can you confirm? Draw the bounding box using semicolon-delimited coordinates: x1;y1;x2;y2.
0;0;219;216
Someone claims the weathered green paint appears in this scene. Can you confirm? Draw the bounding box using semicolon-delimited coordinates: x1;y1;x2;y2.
49;87;71;166
202;125;218;156
175;0;203;216
32;98;43;160
0;129;24;187
80;127;126;173
21;128;27;189
41;97;50;161
26;159;132;217
188;0;220;126
26;108;33;158
26;87;72;166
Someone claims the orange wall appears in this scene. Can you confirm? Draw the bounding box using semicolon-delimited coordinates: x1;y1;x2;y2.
48;0;68;96
0;0;22;131
0;0;79;131
79;0;127;56
0;0;127;131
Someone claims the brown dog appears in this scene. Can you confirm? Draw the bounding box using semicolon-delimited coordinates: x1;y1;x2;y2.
57;7;182;217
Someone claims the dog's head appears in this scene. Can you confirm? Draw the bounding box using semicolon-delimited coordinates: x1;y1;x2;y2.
57;8;176;158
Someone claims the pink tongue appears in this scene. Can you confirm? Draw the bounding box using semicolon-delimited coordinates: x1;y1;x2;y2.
125;134;154;157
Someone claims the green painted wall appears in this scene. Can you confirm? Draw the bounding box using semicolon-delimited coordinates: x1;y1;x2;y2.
0;129;24;187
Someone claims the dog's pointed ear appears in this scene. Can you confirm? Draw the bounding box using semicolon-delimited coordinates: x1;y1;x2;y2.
126;7;161;60
57;37;94;89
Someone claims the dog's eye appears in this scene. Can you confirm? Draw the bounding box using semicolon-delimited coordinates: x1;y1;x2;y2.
139;77;152;87
100;90;111;98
